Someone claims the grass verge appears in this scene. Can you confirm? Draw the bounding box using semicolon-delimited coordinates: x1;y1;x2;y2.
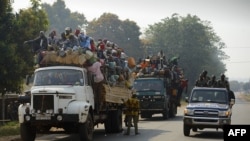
0;121;20;137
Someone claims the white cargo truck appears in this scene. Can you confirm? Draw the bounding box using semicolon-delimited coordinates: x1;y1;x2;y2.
18;65;131;141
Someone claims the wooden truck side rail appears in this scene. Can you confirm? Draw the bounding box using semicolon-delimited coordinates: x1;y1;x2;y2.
104;84;131;104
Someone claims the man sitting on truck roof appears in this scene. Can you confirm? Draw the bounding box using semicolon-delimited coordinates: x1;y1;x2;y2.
24;31;48;67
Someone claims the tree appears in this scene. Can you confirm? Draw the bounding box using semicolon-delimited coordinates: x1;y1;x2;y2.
87;13;142;57
0;0;50;120
42;0;88;34
0;0;26;121
143;14;228;87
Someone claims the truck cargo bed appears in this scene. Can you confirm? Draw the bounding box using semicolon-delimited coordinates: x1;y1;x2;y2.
104;84;131;104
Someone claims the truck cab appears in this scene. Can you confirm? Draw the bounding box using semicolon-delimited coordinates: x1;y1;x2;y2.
133;77;170;119
18;66;95;141
183;87;235;136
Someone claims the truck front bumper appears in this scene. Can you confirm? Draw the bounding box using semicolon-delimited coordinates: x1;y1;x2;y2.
22;114;79;124
183;116;231;128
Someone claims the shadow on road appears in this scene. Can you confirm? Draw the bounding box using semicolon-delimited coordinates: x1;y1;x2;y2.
188;130;224;140
140;115;183;122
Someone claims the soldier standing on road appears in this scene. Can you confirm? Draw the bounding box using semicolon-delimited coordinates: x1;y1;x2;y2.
123;94;140;135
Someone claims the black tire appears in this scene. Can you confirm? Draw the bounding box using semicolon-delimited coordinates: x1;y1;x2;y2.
104;114;112;133
183;124;190;136
112;109;123;133
162;108;169;120
20;123;36;141
104;110;123;133
169;103;177;118
141;112;152;119
79;114;94;141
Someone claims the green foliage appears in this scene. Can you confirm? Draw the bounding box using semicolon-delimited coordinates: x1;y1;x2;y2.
0;0;24;94
0;121;20;137
0;0;49;95
87;13;142;57
143;14;228;87
42;0;88;34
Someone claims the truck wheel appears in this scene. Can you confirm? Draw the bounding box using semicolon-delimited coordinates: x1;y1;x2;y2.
79;114;94;141
169;103;177;118
20;123;36;141
104;110;123;133
111;109;123;133
141;112;152;119
104;114;112;133
183;124;191;136
162;108;169;119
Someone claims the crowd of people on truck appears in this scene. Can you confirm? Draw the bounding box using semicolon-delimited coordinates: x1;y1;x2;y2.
195;70;230;89
134;50;188;106
24;27;137;113
195;70;235;101
23;27;129;69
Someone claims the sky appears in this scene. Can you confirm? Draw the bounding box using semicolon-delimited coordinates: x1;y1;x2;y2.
12;0;250;82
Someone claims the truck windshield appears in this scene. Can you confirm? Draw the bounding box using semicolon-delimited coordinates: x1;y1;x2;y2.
33;69;84;86
190;90;227;104
133;79;163;91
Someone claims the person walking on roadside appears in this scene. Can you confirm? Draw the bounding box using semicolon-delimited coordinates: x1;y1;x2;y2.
123;94;140;135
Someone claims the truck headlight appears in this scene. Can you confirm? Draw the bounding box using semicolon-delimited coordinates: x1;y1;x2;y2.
184;108;194;115
57;115;63;121
219;110;230;117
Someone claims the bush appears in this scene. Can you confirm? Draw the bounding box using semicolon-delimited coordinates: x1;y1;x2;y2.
0;121;20;137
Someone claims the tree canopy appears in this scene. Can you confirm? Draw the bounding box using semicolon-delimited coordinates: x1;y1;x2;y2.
87;13;142;57
0;0;49;95
42;0;88;33
143;14;229;86
0;0;236;94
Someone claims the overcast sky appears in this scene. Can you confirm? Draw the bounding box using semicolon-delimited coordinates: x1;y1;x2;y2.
12;0;250;82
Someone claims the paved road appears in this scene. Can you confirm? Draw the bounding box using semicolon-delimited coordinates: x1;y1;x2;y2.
2;93;248;141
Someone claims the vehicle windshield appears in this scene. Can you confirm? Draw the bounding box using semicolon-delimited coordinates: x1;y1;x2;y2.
33;69;84;86
190;90;228;104
133;79;164;92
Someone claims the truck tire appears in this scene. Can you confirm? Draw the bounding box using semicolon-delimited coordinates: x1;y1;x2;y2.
169;103;177;118
112;109;123;133
104;115;112;133
79;114;94;141
183;124;191;136
141;112;152;119
162;108;169;119
105;109;123;133
20;123;36;141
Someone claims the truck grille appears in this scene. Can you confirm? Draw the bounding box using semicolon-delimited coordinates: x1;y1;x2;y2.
33;95;54;113
194;110;218;117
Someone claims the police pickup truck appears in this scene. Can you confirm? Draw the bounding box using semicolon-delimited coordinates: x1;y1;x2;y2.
183;87;235;136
